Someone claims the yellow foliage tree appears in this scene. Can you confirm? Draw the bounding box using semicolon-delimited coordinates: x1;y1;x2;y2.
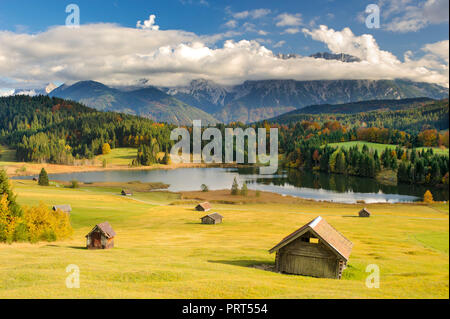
0;194;22;243
102;143;111;155
23;202;73;243
423;190;434;203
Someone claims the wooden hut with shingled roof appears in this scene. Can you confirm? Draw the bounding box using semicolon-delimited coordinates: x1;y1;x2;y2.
85;222;116;250
269;216;353;279
195;202;212;212
121;189;133;196
200;212;223;224
358;208;371;217
52;204;72;214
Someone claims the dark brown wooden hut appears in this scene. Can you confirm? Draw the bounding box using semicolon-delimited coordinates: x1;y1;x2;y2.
85;222;116;250
200;212;223;224
269;216;353;279
195;202;211;212
358;208;371;217
52;204;72;214
121;189;133;196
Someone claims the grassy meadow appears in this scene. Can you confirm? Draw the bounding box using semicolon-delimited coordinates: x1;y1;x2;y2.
0;179;448;299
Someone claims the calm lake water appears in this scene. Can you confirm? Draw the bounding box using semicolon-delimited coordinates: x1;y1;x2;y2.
15;167;448;204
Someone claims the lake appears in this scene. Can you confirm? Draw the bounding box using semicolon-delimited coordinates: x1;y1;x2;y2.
14;167;448;204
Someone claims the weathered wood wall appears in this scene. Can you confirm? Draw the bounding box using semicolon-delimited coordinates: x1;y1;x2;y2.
275;235;341;279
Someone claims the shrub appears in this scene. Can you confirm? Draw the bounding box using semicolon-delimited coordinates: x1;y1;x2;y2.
102;159;107;168
255;190;261;198
240;182;248;196
38;168;49;186
201;184;209;192
423;190;434;203
23;202;73;243
70;180;79;189
102;143;111;155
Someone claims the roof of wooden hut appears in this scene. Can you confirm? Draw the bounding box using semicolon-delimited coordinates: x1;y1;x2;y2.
196;202;212;210
52;204;72;212
359;208;371;215
85;222;116;238
201;212;223;221
269;216;353;261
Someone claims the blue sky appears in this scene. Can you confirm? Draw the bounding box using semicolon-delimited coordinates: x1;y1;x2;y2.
0;0;447;56
0;0;448;91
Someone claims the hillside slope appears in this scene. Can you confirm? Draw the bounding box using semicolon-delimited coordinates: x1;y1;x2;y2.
50;81;217;125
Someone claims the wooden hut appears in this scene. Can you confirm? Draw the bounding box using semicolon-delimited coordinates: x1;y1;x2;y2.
269;216;353;279
201;212;223;224
121;189;133;196
85;222;116;250
195;202;211;212
358;208;371;217
52;204;72;214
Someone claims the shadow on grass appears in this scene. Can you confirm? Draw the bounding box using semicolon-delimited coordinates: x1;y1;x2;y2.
45;244;87;250
208;259;276;272
68;246;87;250
342;215;360;218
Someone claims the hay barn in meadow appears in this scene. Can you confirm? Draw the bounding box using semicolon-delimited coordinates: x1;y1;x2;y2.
121;189;133;196
195;202;211;212
52;204;72;214
85;222;116;250
269;216;353;279
359;208;371;217
201;212;223;224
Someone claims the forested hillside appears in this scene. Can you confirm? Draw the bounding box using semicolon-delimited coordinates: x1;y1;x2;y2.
0;95;175;163
266;99;449;135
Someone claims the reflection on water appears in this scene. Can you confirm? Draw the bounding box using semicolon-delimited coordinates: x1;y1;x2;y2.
14;167;448;204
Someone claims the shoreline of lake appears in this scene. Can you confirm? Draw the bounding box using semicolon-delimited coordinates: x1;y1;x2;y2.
13;167;447;204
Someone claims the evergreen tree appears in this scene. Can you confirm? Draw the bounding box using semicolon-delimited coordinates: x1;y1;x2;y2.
38;168;49;186
240;182;248;196
0;169;22;217
231;177;239;195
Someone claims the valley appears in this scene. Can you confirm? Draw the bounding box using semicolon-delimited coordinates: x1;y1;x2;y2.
0;179;448;298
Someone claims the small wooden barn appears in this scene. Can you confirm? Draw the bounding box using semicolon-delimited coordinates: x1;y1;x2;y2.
85;222;116;250
195;202;212;212
269;216;353;279
359;208;371;217
52;204;72;214
201;212;223;224
121;189;133;196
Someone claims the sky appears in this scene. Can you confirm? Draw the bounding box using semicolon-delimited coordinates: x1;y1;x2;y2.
0;0;448;94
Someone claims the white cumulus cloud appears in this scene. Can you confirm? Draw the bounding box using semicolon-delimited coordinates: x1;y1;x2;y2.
275;13;303;27
0;23;448;89
136;14;160;30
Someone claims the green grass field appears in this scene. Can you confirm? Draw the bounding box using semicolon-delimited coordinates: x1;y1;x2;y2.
96;147;137;166
0;180;448;298
328;141;449;156
0;145;17;166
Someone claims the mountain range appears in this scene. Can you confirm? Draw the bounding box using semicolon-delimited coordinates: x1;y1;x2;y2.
164;79;448;123
47;78;449;124
49;80;217;125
